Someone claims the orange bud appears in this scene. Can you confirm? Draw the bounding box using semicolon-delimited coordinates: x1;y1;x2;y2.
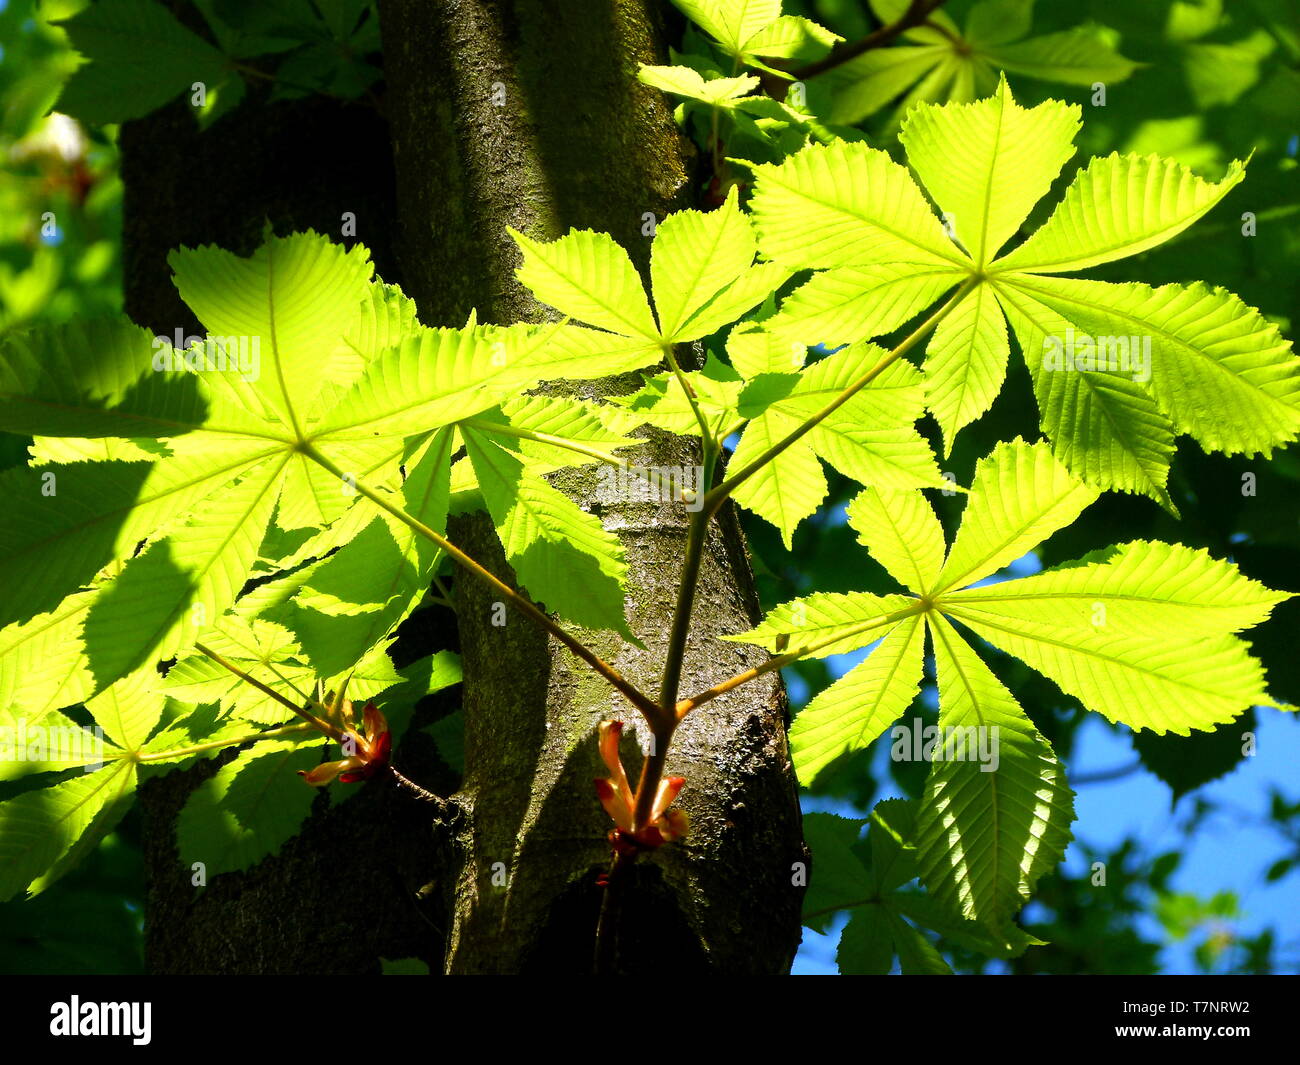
595;777;633;831
298;756;364;787
650;775;685;822
362;701;387;743
597;720;624;776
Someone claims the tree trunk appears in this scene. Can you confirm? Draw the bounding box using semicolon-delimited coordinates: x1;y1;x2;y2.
131;0;805;975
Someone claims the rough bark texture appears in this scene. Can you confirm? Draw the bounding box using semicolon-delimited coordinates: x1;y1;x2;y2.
129;0;806;974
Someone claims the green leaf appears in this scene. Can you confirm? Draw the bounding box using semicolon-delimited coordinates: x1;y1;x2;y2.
162;616;313;725
757;81;1300;493
734;440;1286;746
845;487;946;595
892;890;1041;958
312;326;545;442
723;591;916;657
169;231;375;423
1133;708;1257;802
984;25;1143;87
750;141;967;270
0;710;121;781
889;909;955;974
0;447;276;629
613;360;745;440
944;608;1271;734
1004;275;1300;458
707;343;947;544
916;613;1075;941
837;905;898;974
899;74;1080;267
935;438;1098;594
816;2;1136;125
674;261;792;342
819;45;951;126
728;408;828;547
85;667;165;750
994;278;1179;509
177;737;324;878
0;318;255;440
463;427;631;635
671;0;782;59
281;431;453;677
0;761;136;901
923;284;1011;455
81;455;286;690
867;798;921;893
800;811;872;933
650;188;756;340
942;540;1292;635
964;0;1034;48
789;612;925;784
742;15;841;62
510;228;658;339
763;262;962;348
54;0;229;125
994;154;1248;274
637;65;761;106
0;590;99;726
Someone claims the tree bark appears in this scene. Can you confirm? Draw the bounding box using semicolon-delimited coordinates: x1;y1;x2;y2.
129;0;806;974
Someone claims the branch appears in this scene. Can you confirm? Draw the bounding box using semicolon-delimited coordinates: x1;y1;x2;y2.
300;442;663;723
195;641;346;742
786;0;951;82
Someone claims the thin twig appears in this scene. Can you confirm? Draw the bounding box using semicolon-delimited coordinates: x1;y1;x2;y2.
675;602;926;719
785;0;951;82
389;764;444;804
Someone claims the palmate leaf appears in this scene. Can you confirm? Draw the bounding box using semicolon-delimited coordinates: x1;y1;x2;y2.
752;76;1300;503
816;0;1139;126
0;228;666;739
728;439;1288;936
